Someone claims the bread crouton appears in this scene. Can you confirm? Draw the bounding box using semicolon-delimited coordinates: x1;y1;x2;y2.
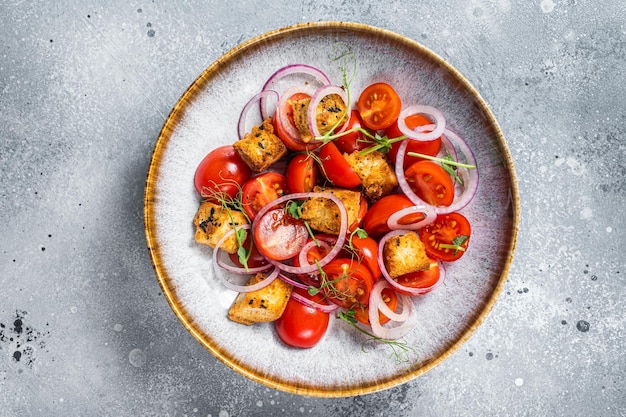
291;93;348;143
300;186;365;235
344;150;398;202
193;201;248;254
228;273;293;325
233;117;287;172
383;231;431;278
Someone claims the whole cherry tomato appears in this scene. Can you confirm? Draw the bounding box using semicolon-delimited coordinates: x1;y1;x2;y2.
275;287;330;348
194;145;252;201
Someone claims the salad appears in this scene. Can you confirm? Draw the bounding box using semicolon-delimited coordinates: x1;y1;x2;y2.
191;59;478;362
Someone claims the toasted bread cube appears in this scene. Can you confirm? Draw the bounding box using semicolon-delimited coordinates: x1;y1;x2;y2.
228;273;293;325
291;93;347;143
193;201;248;254
383;231;431;279
233;117;287;172
344;150;398;202
300;186;365;235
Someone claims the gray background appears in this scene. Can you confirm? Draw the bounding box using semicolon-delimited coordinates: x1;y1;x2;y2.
1;1;624;416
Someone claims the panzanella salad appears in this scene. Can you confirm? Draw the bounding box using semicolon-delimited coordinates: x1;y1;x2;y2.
192;55;478;364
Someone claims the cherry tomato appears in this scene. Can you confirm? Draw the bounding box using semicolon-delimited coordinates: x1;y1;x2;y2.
318;141;361;188
334;110;373;154
385;113;442;169
354;287;399;325
228;234;269;269
275;287;330;348
241;172;288;219
194;145;252;200
344;235;382;280
321;258;374;309
362;194;422;239
420;212;471;262
404;160;455;207
394;258;440;295
357;82;402;130
253;208;308;261
285;153;319;193
292;234;337;287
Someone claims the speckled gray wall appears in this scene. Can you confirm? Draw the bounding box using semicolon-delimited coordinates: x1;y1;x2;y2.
1;0;624;416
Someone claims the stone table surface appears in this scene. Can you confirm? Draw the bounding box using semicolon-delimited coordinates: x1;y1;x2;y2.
1;1;624;416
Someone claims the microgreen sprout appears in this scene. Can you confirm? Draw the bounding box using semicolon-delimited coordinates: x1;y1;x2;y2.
285;199;319;246
438;235;469;255
338;309;419;370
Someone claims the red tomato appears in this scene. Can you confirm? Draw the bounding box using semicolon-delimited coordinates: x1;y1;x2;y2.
344;235;382;281
292;234;337;287
404;160;455;207
241;172;288;219
227;235;269;269
253;208;308;261
362;194;422;239
334;110;373;154
354;287;399;325
275;287;330;348
318;141;361;188
321;258;374;309
285;154;319;193
194;145;252;200
420;212;471;262
394;258;440;295
357;82;402;130
385;114;442;169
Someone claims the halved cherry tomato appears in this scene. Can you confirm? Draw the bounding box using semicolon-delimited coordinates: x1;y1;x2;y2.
321;258;374;309
344;235;382;281
241;172;288;219
275;287;330;348
357;82;402;130
253;208;308;261
354;287;399;325
228;234;269;269
285;153;319;193
292;234;337;287
194;145;252;201
394;258;440;295
404;160;455;207
334;110;373;154
420;212;471;262
318;141;361;188
362;194;421;239
385;114;442;169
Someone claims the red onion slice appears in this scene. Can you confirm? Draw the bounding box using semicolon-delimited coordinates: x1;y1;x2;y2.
275;85;318;145
369;280;410;322
290;290;339;314
251;192;348;275
369;285;417;340
387;204;437;231
307;85;349;138
261;64;331;118
397;105;446;141
377;229;447;296
238;90;279;139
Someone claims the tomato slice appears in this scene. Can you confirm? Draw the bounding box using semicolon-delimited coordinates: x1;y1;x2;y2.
404;160;455;207
285;153;319;193
354;287;399;326
318;141;361;188
362;194;421;239
334;110;373;154
344;235;382;281
194;145;252;201
275;287;330;348
253;208;309;261
385;114;442;169
394;258;440;295
321;258;374;309
419;212;471;262
357;82;402;130
241;172;288;219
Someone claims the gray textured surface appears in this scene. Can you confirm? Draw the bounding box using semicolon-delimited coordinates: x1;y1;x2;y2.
0;1;624;416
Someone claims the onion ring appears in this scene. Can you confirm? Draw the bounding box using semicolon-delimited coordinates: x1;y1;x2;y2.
397;105;446;142
387;204;437;231
290;290;339;314
238;90;279;139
